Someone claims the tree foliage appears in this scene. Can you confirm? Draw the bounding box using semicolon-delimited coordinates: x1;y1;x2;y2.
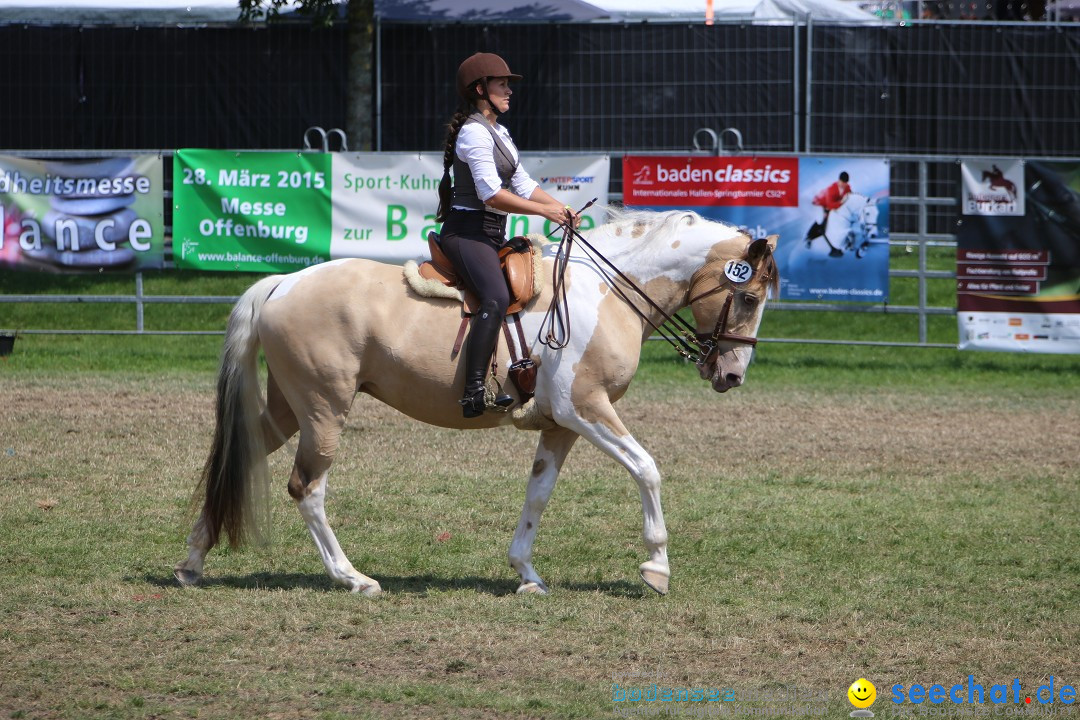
238;0;340;25
236;1;374;150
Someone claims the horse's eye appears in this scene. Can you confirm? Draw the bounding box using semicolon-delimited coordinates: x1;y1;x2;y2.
741;294;759;307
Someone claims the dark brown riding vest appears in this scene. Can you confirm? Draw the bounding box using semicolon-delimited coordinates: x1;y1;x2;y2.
451;113;519;212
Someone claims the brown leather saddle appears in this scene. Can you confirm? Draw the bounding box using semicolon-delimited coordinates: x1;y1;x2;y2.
418;232;537;315
419;232;539;402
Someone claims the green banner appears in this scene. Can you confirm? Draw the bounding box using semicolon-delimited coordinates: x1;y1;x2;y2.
172;149;331;271
172;149;610;271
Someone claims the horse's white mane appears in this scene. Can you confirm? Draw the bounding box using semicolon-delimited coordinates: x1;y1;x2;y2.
593;206;742;253
601;206;702;241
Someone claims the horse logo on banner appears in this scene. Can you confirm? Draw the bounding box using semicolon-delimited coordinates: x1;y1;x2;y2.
962;160;1025;216
981;164;1017;200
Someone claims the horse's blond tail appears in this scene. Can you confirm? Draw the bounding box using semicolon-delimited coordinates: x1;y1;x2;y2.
199;275;282;549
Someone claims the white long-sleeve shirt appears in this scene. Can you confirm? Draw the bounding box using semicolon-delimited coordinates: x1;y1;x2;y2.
454;121;539;209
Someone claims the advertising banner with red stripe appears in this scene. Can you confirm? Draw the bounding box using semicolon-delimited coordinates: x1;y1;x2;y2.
958;161;1080;353
623;156;799;208
623;155;890;303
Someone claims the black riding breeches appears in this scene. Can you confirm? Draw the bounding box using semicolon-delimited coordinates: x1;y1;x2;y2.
439;209;510;316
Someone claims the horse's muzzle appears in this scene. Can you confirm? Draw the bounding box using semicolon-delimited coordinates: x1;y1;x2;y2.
711;372;744;393
699;356;744;393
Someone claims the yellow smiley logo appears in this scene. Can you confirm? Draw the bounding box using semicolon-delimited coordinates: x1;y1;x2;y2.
848;678;877;709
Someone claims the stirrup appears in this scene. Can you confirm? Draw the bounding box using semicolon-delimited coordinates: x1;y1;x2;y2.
459;383;514;418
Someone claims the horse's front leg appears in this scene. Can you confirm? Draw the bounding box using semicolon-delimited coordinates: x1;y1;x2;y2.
563;406;670;595
509;426;578;594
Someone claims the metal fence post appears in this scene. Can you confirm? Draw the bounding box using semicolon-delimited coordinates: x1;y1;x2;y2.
804;15;813;154
918;160;929;344
135;272;145;333
375;17;383;152
793;21;800;153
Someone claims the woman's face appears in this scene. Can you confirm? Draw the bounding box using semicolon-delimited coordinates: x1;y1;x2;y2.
478;76;512;114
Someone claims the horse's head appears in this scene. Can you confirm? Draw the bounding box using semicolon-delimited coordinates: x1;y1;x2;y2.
860;200;880;239
829;193;877;247
687;234;779;392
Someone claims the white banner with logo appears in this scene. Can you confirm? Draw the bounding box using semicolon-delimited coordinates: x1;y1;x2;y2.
961;160;1025;216
331;153;609;263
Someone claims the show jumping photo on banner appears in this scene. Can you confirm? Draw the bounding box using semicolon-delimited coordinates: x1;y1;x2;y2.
772;157;891;303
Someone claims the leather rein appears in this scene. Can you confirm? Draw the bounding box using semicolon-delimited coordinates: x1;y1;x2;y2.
538;208;766;367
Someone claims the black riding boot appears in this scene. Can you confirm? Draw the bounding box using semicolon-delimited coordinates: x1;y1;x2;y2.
460;300;513;418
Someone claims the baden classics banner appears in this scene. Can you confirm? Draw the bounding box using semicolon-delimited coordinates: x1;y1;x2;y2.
173;150;609;271
0;154;166;271
622;155;891;302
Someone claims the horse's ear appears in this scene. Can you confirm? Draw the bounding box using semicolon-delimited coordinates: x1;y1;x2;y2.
746;235;776;262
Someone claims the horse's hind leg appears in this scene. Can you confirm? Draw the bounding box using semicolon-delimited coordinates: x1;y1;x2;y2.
292;467;382;596
288;410;382;596
175;513;212;587
262;368;299;452
509;426;578;594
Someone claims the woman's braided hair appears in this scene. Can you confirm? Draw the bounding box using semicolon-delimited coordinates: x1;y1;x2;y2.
435;101;475;223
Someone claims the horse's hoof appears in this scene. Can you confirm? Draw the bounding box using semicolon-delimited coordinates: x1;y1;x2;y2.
351;581;383;597
174;566;202;588
516;581;549;595
639;561;670;596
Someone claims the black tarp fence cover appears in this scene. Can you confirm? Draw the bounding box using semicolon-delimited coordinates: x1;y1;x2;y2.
0;20;1077;156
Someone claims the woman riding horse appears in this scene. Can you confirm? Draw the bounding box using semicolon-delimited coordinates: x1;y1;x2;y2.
435;52;580;418
174;208;779;597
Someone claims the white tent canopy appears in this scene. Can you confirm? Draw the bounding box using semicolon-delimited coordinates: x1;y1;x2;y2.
589;0;877;20
0;0;879;24
0;0;243;23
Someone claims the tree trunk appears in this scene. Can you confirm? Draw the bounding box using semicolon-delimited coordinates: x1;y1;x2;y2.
345;0;374;150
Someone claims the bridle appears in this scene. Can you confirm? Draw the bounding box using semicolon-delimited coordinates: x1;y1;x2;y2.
685;264;764;366
538;208;768;368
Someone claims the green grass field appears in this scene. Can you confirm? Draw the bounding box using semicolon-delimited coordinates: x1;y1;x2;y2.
2;257;1080;719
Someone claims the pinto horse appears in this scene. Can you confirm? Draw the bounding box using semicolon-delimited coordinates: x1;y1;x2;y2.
174;209;778;596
